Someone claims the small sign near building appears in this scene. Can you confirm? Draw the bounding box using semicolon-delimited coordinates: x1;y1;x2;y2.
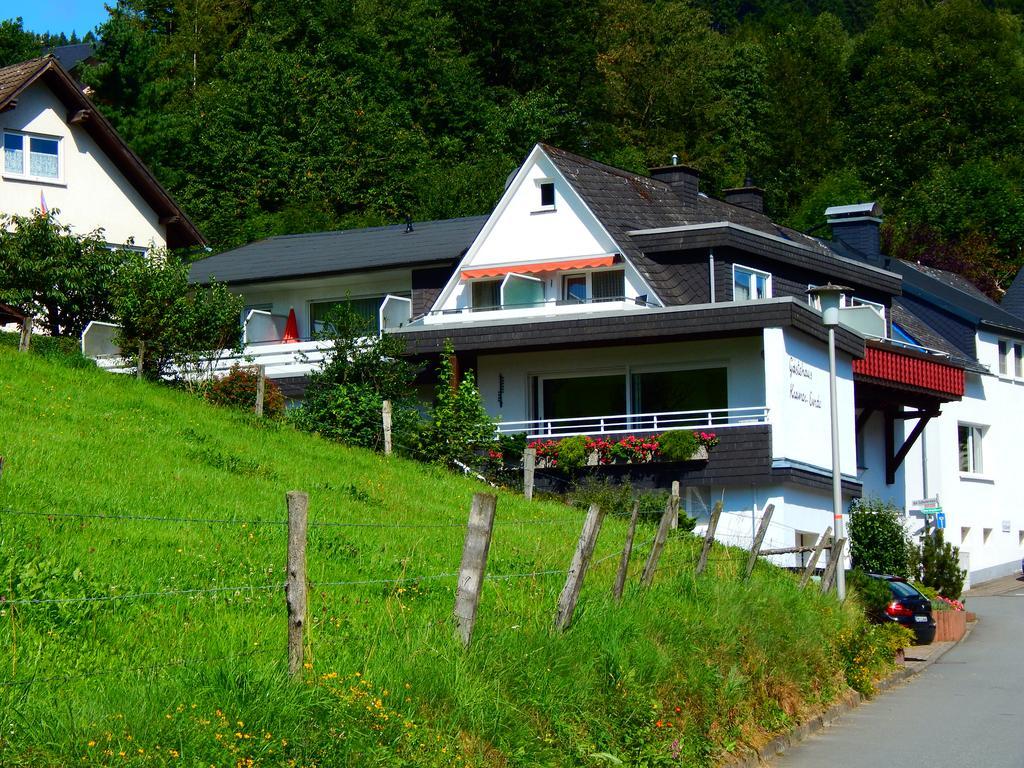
911;497;941;516
936;512;946;530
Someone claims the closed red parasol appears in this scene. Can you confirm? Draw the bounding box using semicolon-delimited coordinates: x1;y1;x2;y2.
282;307;299;343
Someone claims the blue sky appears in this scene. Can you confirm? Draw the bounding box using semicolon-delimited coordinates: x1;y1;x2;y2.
6;1;110;37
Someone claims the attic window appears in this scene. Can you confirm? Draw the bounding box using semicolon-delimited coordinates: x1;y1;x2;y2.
3;131;61;182
539;182;555;208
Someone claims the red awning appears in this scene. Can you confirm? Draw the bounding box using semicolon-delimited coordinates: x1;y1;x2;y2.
461;255;618;279
853;345;964;399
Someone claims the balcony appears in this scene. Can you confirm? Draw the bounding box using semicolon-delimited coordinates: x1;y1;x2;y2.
495;406;770;440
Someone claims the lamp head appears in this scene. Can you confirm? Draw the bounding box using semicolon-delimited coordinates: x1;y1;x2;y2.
806;283;852;326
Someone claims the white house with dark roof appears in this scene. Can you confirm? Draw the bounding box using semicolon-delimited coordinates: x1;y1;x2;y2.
0;56;204;251
176;142;1024;583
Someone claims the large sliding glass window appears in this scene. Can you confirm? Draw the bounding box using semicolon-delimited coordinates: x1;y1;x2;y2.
630;368;727;414
471;280;501;310
541;374;626;420
311;296;386;334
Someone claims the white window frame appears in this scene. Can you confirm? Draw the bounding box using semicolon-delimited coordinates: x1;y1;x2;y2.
562;272;589;302
733;264;771;301
3;130;64;184
469;278;502;310
534;178;556;212
958;423;985;476
998;339;1009;376
560;267;627;304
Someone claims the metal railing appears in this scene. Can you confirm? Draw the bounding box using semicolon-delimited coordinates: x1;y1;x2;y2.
428;295;658;316
494;406;770;439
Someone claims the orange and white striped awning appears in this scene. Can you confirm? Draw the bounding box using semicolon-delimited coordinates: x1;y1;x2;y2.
461;254;618;280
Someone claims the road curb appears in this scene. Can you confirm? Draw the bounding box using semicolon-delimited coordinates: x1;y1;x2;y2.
723;619;976;767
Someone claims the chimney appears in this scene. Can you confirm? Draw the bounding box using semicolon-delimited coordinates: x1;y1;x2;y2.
723;177;765;214
650;163;700;199
825;202;883;265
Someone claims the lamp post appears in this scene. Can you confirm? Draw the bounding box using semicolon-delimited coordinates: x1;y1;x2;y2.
807;284;852;600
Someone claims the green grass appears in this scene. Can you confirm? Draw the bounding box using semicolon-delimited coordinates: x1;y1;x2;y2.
0;347;876;767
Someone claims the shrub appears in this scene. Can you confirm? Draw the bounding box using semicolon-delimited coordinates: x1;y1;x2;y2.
295;302;421;452
611;435;659;463
846;568;893;621
420;340;495;467
919;528;966;599
658;430;700;462
848;497;915;578
837;621;915;695
556;435;590;470
205;365;285;418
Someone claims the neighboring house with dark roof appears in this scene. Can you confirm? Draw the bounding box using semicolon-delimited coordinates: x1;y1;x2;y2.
0;56;204;250
46;43;97;74
825;208;1024;584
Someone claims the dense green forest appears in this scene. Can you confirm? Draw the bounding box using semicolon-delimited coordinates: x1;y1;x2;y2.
3;0;1024;295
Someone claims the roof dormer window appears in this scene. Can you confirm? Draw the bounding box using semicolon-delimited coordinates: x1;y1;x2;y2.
534;179;556;212
4;131;61;183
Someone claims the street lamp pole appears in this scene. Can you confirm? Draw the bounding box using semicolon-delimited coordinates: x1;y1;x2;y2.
807;284;851;600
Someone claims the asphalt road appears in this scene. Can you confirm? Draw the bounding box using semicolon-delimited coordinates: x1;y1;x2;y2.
773;575;1024;768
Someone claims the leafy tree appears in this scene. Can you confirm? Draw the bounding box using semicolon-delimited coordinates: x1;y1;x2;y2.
847;496;915;578
421;340;494;468
919;527;966;599
293;302;421;451
0;18;41;66
0;212;122;338
110;251;243;380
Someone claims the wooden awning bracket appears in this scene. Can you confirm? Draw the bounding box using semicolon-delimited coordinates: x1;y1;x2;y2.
884;408;939;485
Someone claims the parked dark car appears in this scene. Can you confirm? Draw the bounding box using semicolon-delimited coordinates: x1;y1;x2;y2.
869;574;936;645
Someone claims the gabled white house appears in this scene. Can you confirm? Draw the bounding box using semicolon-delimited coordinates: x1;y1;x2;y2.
0;56;204;250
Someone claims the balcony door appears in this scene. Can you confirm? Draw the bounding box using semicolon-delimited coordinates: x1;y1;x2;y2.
539;373;626;431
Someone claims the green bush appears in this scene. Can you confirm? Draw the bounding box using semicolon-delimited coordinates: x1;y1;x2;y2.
658;430;700;462
0;330;94;368
205;365;285;418
556;435;590;470
920;528;966;599
846;568;893;620
848;497;915;578
295;302;421;452
837;621;916;695
420;340;495;467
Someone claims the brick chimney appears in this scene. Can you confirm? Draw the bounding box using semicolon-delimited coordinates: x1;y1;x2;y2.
723;177;765;214
826;202;883;265
650;163;700;199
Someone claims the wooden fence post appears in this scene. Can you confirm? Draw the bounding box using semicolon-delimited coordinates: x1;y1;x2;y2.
454;493;497;647
743;503;775;579
640;493;677;586
613;500;640;601
523;447;536;501
285;490;309;678
382;399;393;456
820;537;846;595
695;500;723;576
668;480;681;529
255;365;266;417
799;526;832;589
17;317;31;352
554;503;605;632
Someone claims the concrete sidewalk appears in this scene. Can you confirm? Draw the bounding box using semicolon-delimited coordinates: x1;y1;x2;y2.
963;572;1024;597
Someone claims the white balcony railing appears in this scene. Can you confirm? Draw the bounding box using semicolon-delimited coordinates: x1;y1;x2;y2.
495;406;770;440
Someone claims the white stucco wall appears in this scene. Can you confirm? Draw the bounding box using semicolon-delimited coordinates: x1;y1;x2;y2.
860;331;1024;584
0;83;166;248
430;147;657;317
236;269;413;339
763;327;857;478
475;336;766;423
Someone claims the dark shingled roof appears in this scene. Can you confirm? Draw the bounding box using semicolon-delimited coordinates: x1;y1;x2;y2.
540;144;900;303
189;216;488;285
1002;266;1024;321
891;299;988;374
895;260;1024;335
48;43;96;72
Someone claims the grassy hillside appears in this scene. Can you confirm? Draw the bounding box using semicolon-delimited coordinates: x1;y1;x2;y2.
0;348;878;767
